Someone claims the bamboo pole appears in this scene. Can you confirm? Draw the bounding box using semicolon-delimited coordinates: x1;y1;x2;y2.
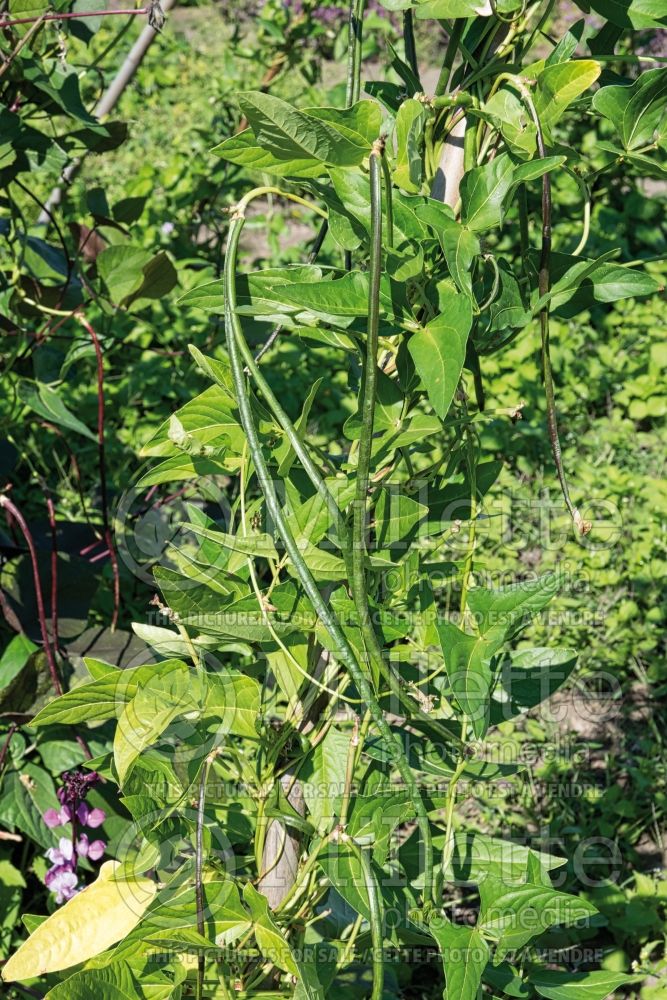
37;0;177;224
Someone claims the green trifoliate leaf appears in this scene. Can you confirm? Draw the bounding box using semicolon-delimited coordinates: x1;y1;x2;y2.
429;921;489;1000
212;128;326;178
17;379;96;441
243;883;298;974
236;92;370;168
584;0;667;29
408;290;473;419
460;153;515;231
114;662;201;783
592;67;667;150
393;98;427;193
478;863;597;960
534;60;601;135
528;969;645;1000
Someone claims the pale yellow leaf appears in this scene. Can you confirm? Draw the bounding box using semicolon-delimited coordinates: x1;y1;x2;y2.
2;861;155;981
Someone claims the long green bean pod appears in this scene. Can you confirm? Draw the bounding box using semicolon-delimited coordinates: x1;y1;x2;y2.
223;208;435;906
348;839;384;1000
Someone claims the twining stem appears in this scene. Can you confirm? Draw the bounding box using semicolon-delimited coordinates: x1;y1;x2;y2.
77;313;121;627
224;213;434;906
348;840;384;1000
0;496;62;697
345;0;366;107
0;12;47;80
435;20;464;96
339;715;360;828
380;151;394;249
0;7;148;27
0;498;91;760
350;141;387;689
514;82;590;535
195;752;216;1000
45;497;59;653
459;418;478;617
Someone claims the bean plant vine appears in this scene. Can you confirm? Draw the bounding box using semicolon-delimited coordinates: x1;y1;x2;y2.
2;0;666;998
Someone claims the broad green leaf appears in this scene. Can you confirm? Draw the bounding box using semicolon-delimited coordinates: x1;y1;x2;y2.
429;921;489;1000
438;218;480;299
318;842;371;920
393;99;427;193
44;961;174;1000
467;573;562;637
529;969;645;1000
0;763;59;849
374;489;427;547
436;620;494;737
534;60;601;134
444;833;566;885
237;92;369;167
478;867;597;960
408;291;473;418
306;101;383;144
243;883;297;974
97;246;176;307
414;0;482;18
460;154;515;232
141;386;242;459
204;671;261;739
31;660;188;727
186;523;278;561
212;128;326;178
592;68;667;150
0;634;37;691
585;0;667;28
18;380;96;441
484;87;537;157
2;862;156;981
113;879;250;957
135;452;231;488
180;583;316;642
114;663;200;783
490;647;577;725
303;725;349;832
541;253;663;313
511;155;567;188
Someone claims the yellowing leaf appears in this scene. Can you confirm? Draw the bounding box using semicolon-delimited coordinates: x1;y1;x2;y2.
2;861;156;981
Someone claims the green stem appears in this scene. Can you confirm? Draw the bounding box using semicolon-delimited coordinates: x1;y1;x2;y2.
514;82;587;534
348;840;384;1000
345;0;366;107
196;752;216;1000
381;150;394;249
349;142;386;687
339;715;360;828
223;212;434;906
435;19;464;96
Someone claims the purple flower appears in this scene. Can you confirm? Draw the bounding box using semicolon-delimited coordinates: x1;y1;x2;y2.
76;834;105;861
43;805;73;828
45;837;74;866
57;770;100;807
45;864;78;904
76;802;106;828
41;771;106;903
161;221;175;235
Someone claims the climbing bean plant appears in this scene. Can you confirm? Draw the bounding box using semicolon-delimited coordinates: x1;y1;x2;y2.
3;1;666;998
